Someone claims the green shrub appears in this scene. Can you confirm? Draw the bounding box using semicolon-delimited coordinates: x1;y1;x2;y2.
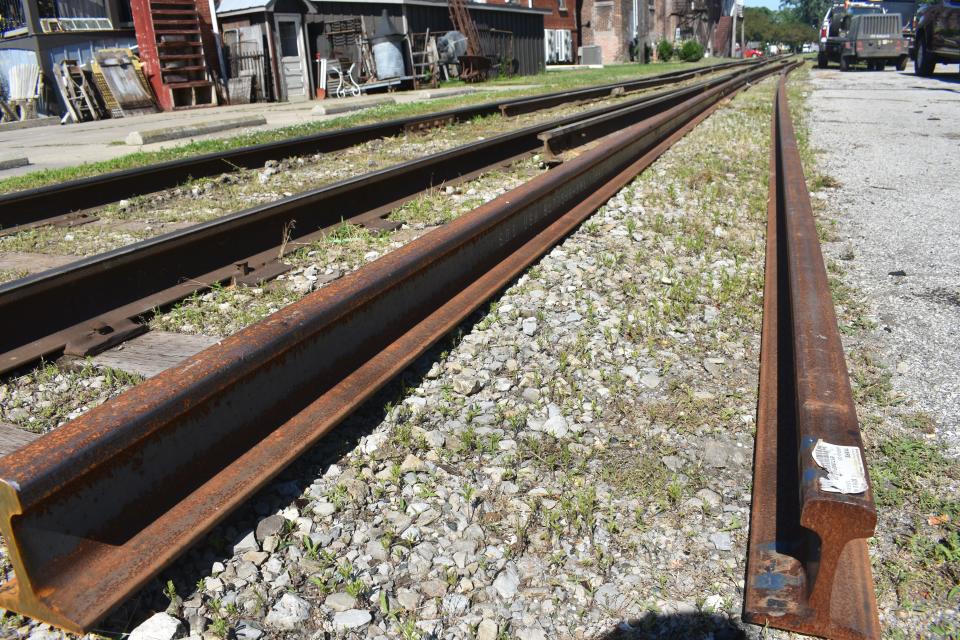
678;39;705;62
656;39;674;62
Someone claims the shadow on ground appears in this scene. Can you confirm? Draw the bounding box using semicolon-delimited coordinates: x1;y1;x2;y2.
895;69;960;87
597;611;757;640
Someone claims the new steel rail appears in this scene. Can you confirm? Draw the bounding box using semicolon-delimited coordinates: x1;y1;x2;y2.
0;58;791;635
0;59;760;233
743;72;880;639
0;60;790;376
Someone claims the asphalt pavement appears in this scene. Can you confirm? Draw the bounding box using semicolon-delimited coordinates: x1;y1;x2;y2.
809;64;960;453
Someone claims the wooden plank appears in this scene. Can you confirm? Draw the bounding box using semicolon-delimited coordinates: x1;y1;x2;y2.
0;422;39;457
92;331;219;378
0;252;79;274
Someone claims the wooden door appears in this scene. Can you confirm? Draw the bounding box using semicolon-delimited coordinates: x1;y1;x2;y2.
274;14;308;101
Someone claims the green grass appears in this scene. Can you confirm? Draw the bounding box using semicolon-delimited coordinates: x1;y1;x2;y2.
0;60;729;196
869;426;960;621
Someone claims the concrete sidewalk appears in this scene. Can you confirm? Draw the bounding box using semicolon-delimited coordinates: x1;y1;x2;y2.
0;84;536;179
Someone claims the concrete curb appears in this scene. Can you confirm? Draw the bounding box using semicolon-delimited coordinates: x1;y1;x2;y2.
125;116;268;146
311;96;395;115
0;157;29;171
417;88;477;100
0;117;59;133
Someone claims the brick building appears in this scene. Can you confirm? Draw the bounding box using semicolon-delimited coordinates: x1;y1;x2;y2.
580;0;722;63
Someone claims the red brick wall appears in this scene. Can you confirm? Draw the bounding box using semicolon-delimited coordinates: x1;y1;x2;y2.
580;0;632;62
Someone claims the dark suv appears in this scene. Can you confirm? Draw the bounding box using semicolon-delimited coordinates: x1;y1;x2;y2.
914;0;960;75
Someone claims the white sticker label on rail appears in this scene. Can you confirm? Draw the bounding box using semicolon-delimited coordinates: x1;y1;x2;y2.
812;439;868;494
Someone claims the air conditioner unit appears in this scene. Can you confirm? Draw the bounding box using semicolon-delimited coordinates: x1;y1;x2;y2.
579;44;602;65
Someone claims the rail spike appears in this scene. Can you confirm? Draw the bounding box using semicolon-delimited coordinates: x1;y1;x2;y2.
743;71;881;639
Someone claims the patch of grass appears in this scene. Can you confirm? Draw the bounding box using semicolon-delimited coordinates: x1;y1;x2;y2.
869;432;960;614
150;282;298;338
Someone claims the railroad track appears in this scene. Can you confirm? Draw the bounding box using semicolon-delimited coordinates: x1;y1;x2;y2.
0;59;796;633
0;59;759;234
0;59;790;376
743;73;880;639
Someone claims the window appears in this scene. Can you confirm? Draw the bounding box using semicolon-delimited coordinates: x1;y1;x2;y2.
278;21;299;58
558;0;567;11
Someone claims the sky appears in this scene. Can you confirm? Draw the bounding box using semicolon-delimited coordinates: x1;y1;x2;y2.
744;0;782;10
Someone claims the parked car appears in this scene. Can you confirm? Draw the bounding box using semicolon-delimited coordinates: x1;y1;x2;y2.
744;48;763;58
818;2;888;68
802;42;817;53
838;13;909;70
913;0;960;76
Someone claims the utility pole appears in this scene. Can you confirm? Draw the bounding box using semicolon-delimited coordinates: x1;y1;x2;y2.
731;0;737;57
740;7;744;56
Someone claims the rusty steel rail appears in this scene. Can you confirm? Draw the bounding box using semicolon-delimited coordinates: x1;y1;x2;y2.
0;61;788;377
497;58;761;117
0;60;757;232
743;72;881;639
0;59;787;634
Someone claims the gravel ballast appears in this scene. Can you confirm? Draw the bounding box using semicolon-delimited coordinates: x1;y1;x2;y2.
74;74;785;640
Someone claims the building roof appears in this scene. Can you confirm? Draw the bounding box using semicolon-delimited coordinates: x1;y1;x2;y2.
310;0;550;15
216;0;272;15
217;0;316;15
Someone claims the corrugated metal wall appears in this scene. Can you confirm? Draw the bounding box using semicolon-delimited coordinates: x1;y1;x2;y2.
404;4;544;75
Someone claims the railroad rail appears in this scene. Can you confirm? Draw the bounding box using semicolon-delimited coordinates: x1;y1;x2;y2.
0;58;793;634
0;59;759;233
0;60;791;376
743;73;881;639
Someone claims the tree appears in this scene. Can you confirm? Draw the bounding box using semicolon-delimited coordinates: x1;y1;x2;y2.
744;6;779;42
743;6;819;45
780;0;832;28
